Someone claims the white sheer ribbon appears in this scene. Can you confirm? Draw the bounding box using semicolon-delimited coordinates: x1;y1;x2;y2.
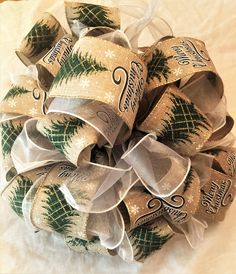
60;134;190;215
11;119;66;173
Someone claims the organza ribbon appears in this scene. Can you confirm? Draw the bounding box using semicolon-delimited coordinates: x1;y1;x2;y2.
1;0;236;263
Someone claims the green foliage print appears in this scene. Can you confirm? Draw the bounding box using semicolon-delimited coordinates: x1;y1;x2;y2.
66;235;99;251
158;92;211;145
52;52;108;87
129;224;172;261
8;175;33;217
25;21;59;57
71;3;116;28
1;120;23;158
42;117;85;155
3;86;31;101
147;49;171;83
42;184;79;234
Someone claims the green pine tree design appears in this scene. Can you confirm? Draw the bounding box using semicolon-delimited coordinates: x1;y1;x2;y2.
52;52;108;87
25;21;59;57
42;117;85;155
3;86;31;101
1;120;23;158
66;235;99;250
129;225;172;261
147;49;171;84
71;3;116;28
158;93;211;145
8;175;33;217
42;184;80;234
183;167;194;193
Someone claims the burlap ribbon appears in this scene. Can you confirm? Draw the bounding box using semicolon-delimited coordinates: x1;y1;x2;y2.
1;1;235;263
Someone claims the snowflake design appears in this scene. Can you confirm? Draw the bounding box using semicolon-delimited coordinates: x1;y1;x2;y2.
8;99;17;108
79;79;90;89
26;79;34;85
105;49;115;59
104;92;115;104
130;205;140;215
84;184;94;191
29;107;38;116
172;67;183;77
187;194;194;203
75;137;86;149
76;230;86;239
34;216;42;225
162;182;171;191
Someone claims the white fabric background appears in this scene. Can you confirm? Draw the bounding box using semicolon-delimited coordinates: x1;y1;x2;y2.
0;0;236;273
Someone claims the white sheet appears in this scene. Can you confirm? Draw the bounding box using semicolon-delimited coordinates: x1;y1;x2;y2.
0;0;236;273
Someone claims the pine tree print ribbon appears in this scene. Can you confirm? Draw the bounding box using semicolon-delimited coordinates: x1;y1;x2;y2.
139;85;213;156
49;37;147;130
65;235;113;256
30;162;90;239
36;34;76;91
36;113;101;166
1;165;54;218
65;1;120;36
0;75;47;117
0;116;28;185
143;37;222;95
196;147;236;222
126;217;174;262
15;12;66;66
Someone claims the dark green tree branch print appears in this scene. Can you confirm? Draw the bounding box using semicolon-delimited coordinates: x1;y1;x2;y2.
72;3;116;28
158;93;211;145
52;52;108;87
8;175;33;217
183;167;194;194
1;120;23;158
25;21;59;57
66;235;99;250
3;86;31;101
147;49;171;84
42;184;80;234
129;225;172;261
42;117;85;155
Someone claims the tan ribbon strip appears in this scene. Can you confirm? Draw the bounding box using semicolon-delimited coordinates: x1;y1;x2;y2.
210;147;236;177
1;165;54;218
0;76;47;117
30;162;90;239
15;12;66;66
204;115;234;149
0;116;28;183
36;113;101;166
197;147;236;222
143;37;219;95
65;1;120;35
197;169;236;222
65;235;113;256
49;36;147;130
139;85;213;156
127;217;174;262
119;167;200;231
36;34;76;91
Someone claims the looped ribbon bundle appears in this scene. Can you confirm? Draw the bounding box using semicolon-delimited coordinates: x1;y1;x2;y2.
1;0;236;263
